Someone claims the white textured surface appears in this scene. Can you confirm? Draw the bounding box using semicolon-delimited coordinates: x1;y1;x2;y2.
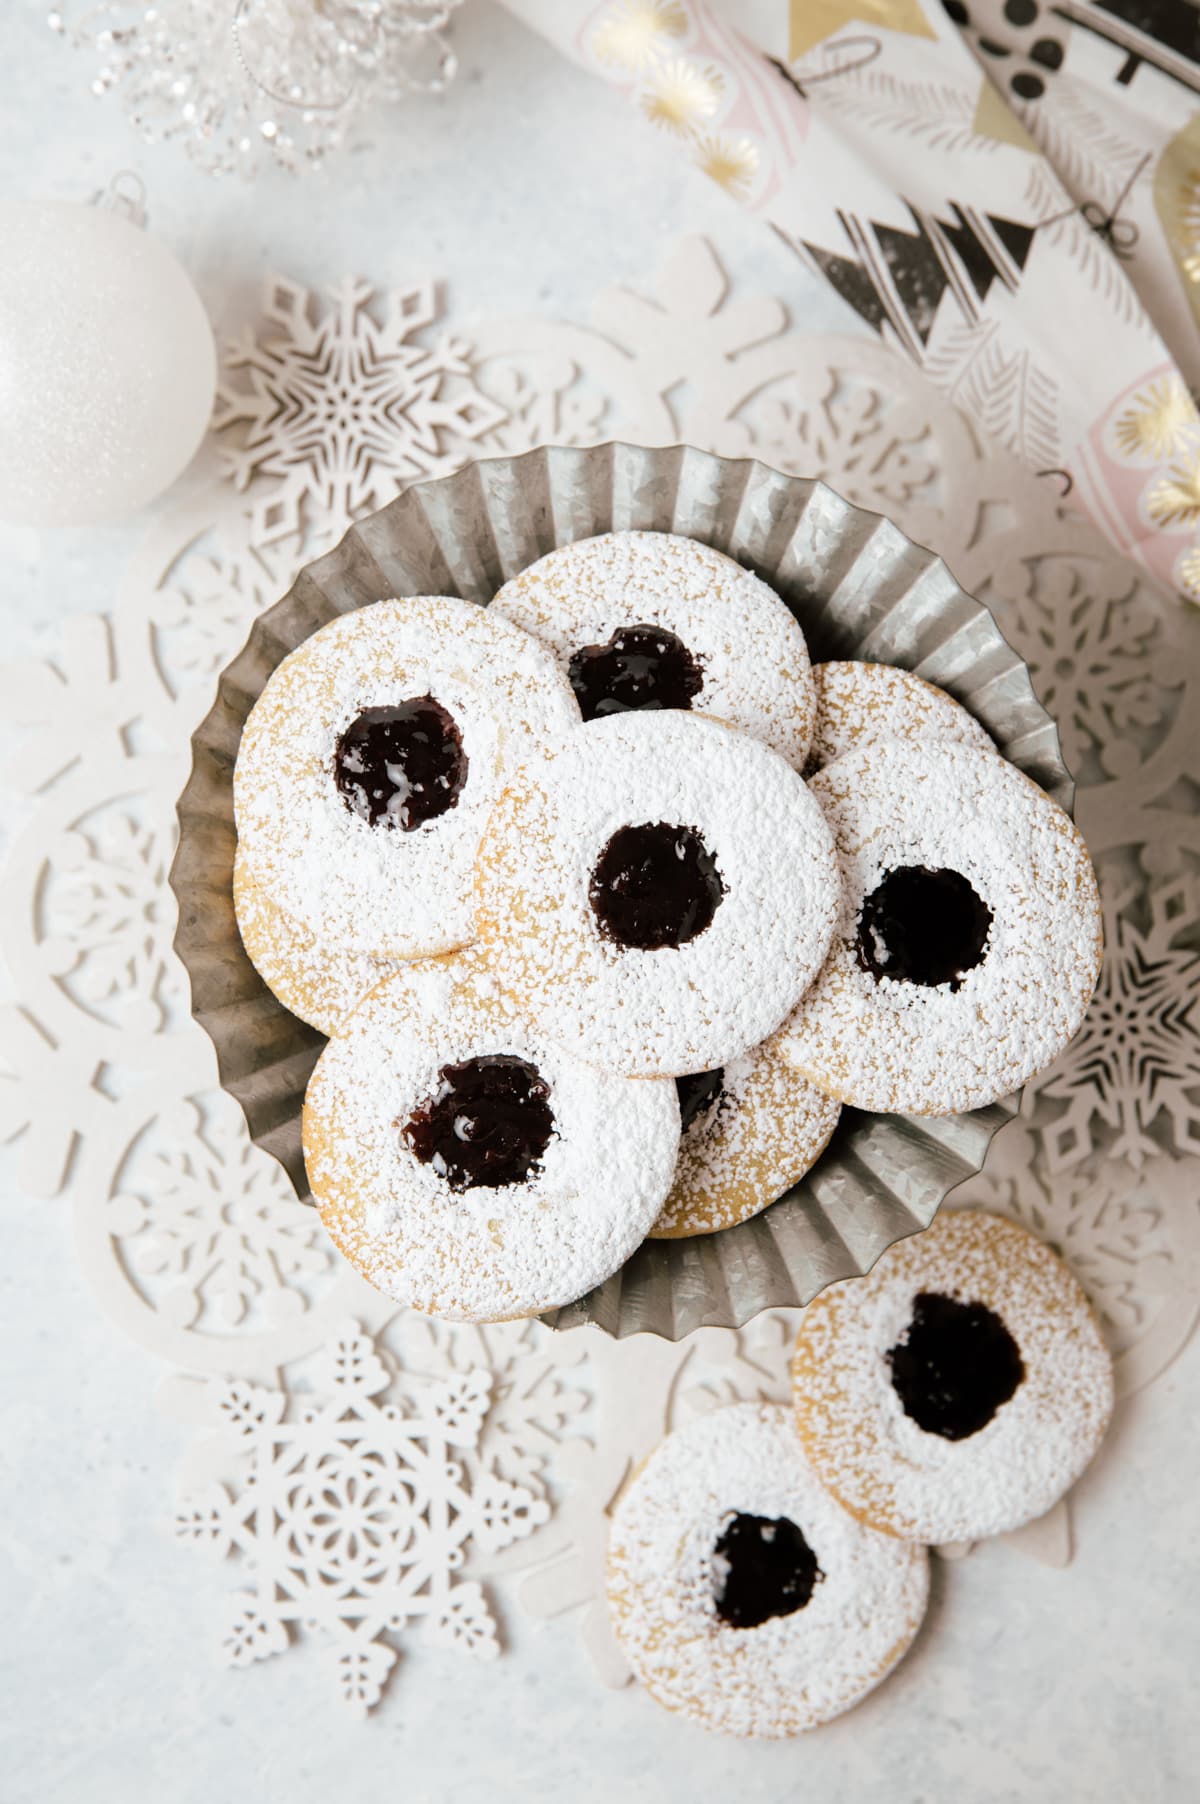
491;530;817;766
303;954;680;1320
2;0;1199;1795
607;1403;929;1737
477;711;839;1076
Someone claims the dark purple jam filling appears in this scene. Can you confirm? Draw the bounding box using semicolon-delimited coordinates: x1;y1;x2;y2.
675;1068;725;1134
589;822;724;951
712;1512;823;1629
887;1290;1025;1441
334;696;467;830
856;865;992;991
402;1055;554;1191
568;623;704;720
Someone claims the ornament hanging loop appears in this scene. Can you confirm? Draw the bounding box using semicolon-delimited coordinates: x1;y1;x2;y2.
89;169;147;229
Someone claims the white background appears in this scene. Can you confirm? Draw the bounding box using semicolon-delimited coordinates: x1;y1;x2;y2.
1;4;1198;1800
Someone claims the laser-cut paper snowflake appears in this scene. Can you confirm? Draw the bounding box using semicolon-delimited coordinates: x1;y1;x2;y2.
0;1002;110;1196
38;807;180;1036
145;520;327;695
980;551;1185;783
740;375;942;524
176;1320;549;1715
107;1093;335;1335
1032;874;1200;1172
213;275;507;542
383;1313;592;1498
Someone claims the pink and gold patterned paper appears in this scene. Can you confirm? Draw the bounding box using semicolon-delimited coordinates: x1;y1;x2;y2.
500;0;1200;602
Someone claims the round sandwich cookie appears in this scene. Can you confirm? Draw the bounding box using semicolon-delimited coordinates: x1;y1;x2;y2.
790;1209;1115;1544
806;660;994;774
303;952;680;1323
233;848;398;1037
234;596;580;959
777;737;1103;1115
606;1403;929;1738
649;1033;842;1239
474;711;841;1079
490;530;817;768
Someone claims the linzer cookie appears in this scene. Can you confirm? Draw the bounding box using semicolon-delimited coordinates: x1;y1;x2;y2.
490;530;817;767
778;738;1103;1115
806;660;994;774
302;951;680;1323
790;1209;1115;1543
606;1403;929;1738
233;849;397;1036
233;596;580;959
649;1033;841;1239
474;711;841;1078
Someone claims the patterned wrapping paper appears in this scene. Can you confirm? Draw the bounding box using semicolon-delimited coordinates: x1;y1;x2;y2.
951;1;1200;387
498;0;1200;603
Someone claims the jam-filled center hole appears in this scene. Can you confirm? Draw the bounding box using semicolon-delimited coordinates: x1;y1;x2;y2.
857;865;992;991
589;821;725;951
712;1511;824;1630
568;623;704;721
334;696;467;831
887;1289;1025;1441
402;1054;554;1191
675;1067;725;1134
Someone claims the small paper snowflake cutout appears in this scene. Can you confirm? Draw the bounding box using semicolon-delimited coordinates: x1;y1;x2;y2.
213;275;507;542
1032;873;1200;1171
107;1093;334;1334
38;807;180;1036
176;1320;549;1715
990;553;1185;782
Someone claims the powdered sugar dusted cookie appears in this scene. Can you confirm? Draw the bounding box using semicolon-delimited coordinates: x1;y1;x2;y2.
475;712;841;1079
234;597;580;958
807;660;994;774
233;848;397;1036
649;1033;841;1239
778;738;1102;1115
607;1403;928;1738
303;952;679;1323
791;1209;1114;1543
491;531;817;767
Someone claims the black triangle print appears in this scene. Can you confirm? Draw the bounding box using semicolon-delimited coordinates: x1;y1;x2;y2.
1095;0;1200;66
874;222;949;343
801;242;890;335
937;205;1001;302
987;213;1035;271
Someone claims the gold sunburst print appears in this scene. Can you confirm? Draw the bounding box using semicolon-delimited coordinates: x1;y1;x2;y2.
1147;450;1200;528
591;0;687;73
1113;376;1198;463
1175;545;1200;604
693;132;761;199
640;57;724;132
1173;164;1200;280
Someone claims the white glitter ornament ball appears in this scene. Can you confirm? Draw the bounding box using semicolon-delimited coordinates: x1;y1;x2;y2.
0;200;216;526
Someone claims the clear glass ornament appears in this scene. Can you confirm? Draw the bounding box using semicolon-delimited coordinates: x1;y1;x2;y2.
51;0;464;178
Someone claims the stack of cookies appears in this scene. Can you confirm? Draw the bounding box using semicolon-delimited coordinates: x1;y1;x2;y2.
232;531;1103;1324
